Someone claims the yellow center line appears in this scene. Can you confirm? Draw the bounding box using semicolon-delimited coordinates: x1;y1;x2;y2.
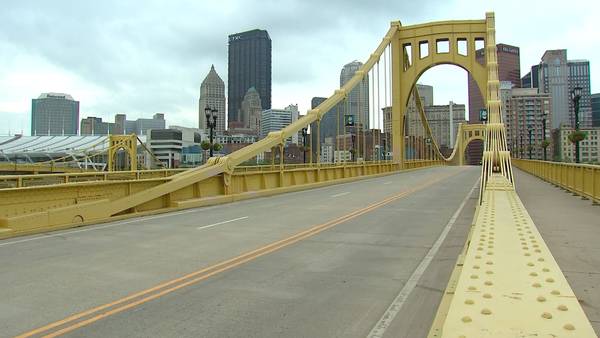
16;169;464;338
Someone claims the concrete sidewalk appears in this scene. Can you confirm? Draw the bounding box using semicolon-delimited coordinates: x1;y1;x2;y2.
514;168;600;335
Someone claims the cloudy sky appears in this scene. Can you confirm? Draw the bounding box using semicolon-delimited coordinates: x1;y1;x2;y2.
0;0;597;135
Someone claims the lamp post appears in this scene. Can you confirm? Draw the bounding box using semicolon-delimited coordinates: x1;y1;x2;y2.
204;106;218;158
542;111;547;161
519;134;523;158
301;128;308;164
527;125;533;159
571;87;582;163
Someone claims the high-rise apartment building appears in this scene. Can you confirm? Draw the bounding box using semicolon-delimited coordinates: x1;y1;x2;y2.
467;43;521;164
260;105;298;144
31;93;79;136
504;88;552;160
592;93;600;127
199;65;226;133
228;29;271;128
340;61;370;129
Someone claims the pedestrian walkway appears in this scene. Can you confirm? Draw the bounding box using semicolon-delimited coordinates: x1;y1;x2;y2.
514;168;600;335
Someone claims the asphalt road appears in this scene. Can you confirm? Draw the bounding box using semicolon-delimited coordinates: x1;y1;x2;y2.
0;166;481;338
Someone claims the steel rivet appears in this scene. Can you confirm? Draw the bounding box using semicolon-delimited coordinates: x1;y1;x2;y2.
465;299;474;305
563;324;575;330
551;290;560;295
537;296;546;302
462;316;472;323
546;278;555;283
541;312;552;319
481;308;492;315
558;305;568;311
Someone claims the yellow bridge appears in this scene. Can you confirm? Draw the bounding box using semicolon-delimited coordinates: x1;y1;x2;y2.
0;12;597;337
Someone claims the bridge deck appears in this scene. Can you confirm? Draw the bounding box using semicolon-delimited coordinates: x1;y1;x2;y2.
0;166;479;337
0;166;597;337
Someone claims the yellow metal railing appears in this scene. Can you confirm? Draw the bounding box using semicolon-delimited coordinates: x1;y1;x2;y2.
513;159;600;204
0;168;187;189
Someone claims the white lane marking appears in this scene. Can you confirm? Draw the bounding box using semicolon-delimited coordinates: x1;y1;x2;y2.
382;181;392;185
0;208;208;248
196;216;249;230
366;179;479;338
331;192;350;198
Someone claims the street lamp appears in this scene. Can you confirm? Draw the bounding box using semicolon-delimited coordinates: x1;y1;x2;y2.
301;128;308;164
205;106;218;158
527;125;533;159
519;134;523;158
542;111;548;161
571;87;582;163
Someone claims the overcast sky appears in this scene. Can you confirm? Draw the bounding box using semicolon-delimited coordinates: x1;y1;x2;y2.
0;0;598;135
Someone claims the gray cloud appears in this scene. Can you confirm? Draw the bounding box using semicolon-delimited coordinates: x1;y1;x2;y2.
1;0;597;134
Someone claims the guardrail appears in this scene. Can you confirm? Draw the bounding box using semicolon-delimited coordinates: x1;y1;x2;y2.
0;168;187;189
0;160;438;189
512;158;600;204
0;159;443;238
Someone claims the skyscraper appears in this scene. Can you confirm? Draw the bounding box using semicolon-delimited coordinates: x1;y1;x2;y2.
533;50;592;129
567;59;592;128
592;93;600;127
310;97;343;159
467;43;521;164
199;65;226;133
31;93;79;136
340;61;369;129
240;87;262;134
228;29;271;128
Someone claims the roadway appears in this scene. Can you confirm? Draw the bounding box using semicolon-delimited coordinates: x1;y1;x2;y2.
0;166;481;337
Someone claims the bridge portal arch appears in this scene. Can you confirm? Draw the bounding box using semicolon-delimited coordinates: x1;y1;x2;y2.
107;134;138;171
390;18;491;164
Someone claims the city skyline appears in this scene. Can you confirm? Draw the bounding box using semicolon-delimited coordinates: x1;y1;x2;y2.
0;0;598;135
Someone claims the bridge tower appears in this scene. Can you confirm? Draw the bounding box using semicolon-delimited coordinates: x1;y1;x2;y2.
107;134;138;171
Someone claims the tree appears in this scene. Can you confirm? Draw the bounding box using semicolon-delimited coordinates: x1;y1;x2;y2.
568;131;587;144
212;143;223;152
541;139;550;149
200;141;211;151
